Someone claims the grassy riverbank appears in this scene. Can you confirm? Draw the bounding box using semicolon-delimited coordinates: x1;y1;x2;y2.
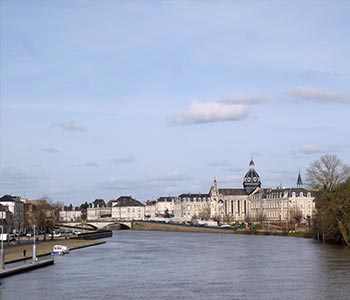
4;239;105;264
132;221;313;238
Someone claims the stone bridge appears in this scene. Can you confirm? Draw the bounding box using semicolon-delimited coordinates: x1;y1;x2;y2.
58;220;133;230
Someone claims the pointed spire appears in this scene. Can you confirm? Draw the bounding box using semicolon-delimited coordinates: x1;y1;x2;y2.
249;156;255;169
297;171;303;187
211;176;218;197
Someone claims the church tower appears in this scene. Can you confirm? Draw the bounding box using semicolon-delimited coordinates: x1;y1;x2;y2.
297;171;303;188
243;158;261;194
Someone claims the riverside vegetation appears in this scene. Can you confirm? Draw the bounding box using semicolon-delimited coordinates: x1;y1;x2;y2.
306;154;350;245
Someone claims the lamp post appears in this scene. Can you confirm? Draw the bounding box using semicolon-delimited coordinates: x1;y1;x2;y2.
0;225;4;269
32;225;37;263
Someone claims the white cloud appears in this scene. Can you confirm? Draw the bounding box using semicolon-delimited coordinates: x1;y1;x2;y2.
85;162;99;167
298;144;342;155
42;147;59;154
0;166;49;193
220;93;266;105
288;87;350;104
110;156;135;164
304;69;341;78
98;171;191;191
173;101;248;125
50;121;87;132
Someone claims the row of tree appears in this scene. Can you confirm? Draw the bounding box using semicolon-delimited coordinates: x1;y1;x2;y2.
306;154;350;245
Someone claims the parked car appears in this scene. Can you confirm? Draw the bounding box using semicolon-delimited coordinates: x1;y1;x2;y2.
220;224;230;229
48;232;62;238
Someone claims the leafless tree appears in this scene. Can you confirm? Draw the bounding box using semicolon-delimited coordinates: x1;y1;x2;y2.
306;154;350;191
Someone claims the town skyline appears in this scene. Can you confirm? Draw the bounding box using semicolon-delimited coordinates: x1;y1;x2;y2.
1;1;350;205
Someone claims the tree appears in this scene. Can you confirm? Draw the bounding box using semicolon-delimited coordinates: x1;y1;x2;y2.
314;179;350;245
198;203;211;221
256;210;266;226
25;196;63;240
306;154;350;191
307;155;350;245
290;207;303;225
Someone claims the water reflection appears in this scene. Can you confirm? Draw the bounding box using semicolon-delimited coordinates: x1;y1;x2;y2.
1;231;350;300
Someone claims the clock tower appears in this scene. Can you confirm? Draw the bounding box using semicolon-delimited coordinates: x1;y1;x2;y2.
243;158;261;194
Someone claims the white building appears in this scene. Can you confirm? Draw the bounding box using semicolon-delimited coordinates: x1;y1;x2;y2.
111;196;144;220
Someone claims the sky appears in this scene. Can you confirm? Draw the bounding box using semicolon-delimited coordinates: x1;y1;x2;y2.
1;0;349;206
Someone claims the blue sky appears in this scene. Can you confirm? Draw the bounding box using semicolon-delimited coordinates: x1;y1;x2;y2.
1;0;349;205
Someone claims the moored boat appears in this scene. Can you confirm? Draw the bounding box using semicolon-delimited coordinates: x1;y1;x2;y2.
52;245;69;255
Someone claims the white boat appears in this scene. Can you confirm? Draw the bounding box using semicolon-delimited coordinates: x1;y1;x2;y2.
52;245;69;255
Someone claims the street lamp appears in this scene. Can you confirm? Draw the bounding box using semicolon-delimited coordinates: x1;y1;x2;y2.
0;225;4;269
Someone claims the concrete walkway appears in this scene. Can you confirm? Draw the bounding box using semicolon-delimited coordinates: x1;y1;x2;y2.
0;259;54;278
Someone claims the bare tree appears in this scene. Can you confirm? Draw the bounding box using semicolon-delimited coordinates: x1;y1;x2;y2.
290;207;303;225
25;196;63;240
256;210;266;226
198;203;211;221
306;154;350;191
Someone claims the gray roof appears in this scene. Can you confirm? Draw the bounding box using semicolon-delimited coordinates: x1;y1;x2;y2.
218;189;248;196
112;196;143;207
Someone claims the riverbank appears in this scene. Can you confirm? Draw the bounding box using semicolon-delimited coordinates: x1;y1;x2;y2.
3;239;105;264
132;221;313;238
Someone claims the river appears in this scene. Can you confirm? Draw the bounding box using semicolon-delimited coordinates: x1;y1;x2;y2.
1;231;350;300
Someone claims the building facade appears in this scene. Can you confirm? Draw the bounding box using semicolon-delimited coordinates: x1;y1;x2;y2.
156;197;178;217
111;196;145;220
249;187;315;223
174;193;211;222
0;195;25;232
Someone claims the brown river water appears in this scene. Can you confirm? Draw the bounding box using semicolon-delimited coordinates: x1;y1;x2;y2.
1;230;350;300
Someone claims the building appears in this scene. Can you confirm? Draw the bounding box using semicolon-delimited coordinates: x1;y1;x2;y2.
174;193;210;222
208;159;262;223
86;207;111;221
59;209;82;222
111;196;144;220
0;204;12;232
207;159;316;226
0;195;25;232
250;187;315;223
144;200;157;219
156;197;178;217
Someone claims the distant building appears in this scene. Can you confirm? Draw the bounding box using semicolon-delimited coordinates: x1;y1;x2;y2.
0;195;25;232
144;200;157;219
86;207;111;221
111;196;144;220
250;187;316;222
208;159;315;224
92;199;106;208
156;197;178;217
0;204;12;232
59;210;82;222
209;160;261;223
174;193;210;222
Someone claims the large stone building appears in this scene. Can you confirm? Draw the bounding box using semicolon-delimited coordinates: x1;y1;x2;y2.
209;159;261;223
111;196;144;220
250;187;315;223
207;159;315;225
82;159;315;226
156;197;177;217
174;193;211;222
